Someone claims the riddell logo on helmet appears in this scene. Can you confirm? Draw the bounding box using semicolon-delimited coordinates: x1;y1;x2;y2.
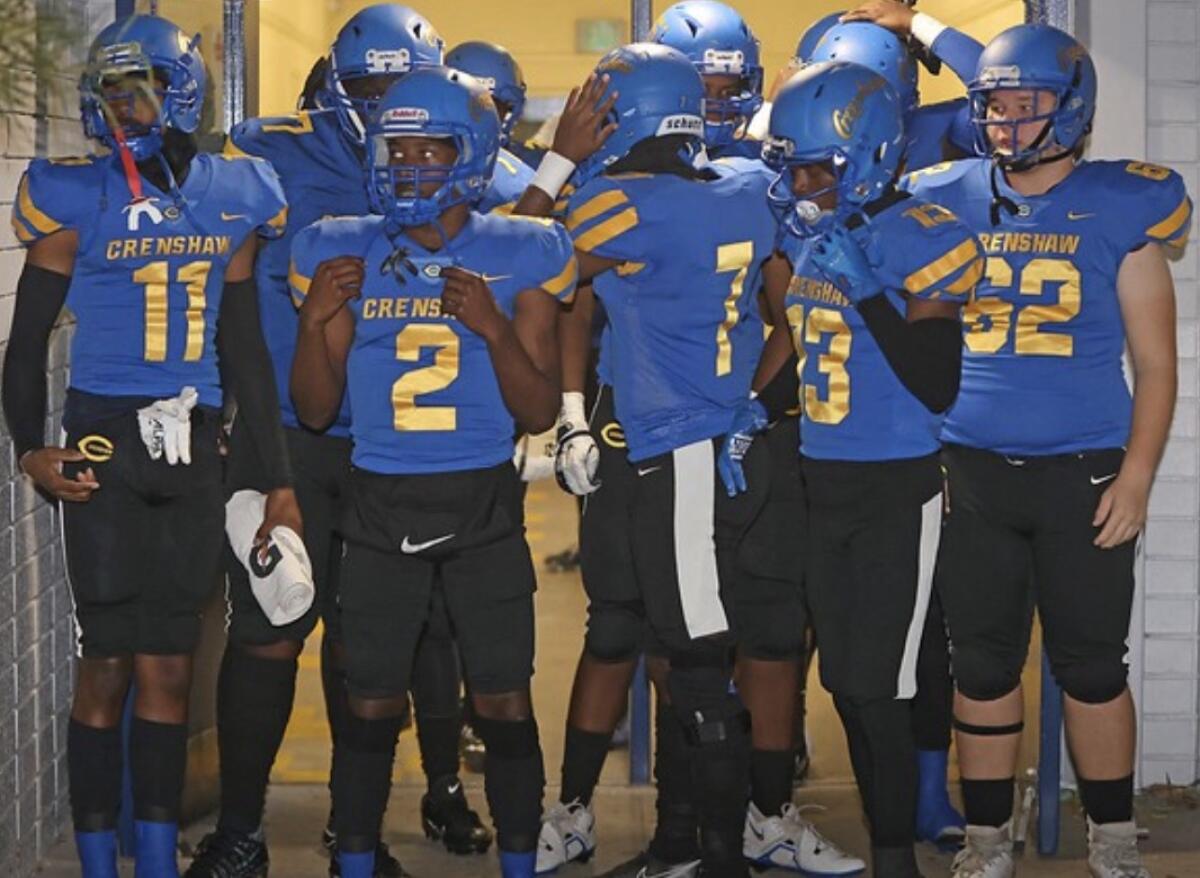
381;106;430;124
702;48;746;74
977;65;1022;88
656;114;704;136
832;77;885;140
365;48;410;73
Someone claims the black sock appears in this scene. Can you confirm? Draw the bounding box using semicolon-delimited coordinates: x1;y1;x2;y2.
475;716;545;853
415;715;461;789
648;702;699;863
560;726;612;807
130;718;188;823
1078;775;1133;825
321;635;350;750
216;648;299;834
961;778;1015;828
68;720;123;831
750;749;794;817
331;713;404;853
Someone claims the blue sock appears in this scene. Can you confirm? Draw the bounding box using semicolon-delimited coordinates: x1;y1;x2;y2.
75;830;119;878
337;850;376;878
916;749;965;843
134;820;179;878
500;850;536;878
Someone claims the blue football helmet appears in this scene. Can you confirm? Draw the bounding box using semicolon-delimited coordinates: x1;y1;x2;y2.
651;1;763;148
795;12;844;61
969;23;1097;169
763;61;904;238
324;4;444;146
575;43;706;183
366;66;501;227
808;21;919;118
445;41;526;145
79;15;206;160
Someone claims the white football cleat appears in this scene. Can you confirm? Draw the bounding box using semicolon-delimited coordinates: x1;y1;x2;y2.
1087;818;1150;878
743;802;866;875
536;799;596;874
951;823;1015;878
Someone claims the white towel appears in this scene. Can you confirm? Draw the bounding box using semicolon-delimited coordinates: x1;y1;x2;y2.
225;489;315;626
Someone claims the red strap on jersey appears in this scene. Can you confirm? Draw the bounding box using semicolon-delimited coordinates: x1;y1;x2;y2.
111;126;146;203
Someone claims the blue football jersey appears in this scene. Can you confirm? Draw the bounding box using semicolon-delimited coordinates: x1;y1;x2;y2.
905;158;1193;455
289;212;576;475
228;108;364;435
477;147;534;213
785;195;983;461
565;164;777;462
11;152;287;407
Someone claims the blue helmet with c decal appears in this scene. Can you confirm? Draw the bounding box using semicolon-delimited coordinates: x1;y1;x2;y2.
79;14;206;160
445;41;527;145
323;4;444;146
651;1;763;148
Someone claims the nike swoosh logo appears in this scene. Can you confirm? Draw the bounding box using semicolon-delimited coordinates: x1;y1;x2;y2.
400;533;456;553
636;466;662;477
1067;211;1095;220
1090;473;1118;485
481;273;512;284
221;211;248;221
447;781;461;795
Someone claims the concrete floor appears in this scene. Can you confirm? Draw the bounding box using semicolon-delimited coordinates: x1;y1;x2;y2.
36;480;1200;876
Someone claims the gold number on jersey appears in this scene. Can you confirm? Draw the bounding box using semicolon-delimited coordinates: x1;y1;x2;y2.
787;303;852;425
715;241;754;376
965;256;1080;357
902;203;958;230
1126;161;1171;182
133;260;212;362
393;324;459;431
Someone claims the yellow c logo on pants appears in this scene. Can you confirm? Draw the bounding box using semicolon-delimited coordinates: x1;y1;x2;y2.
600;423;626;449
77;434;114;463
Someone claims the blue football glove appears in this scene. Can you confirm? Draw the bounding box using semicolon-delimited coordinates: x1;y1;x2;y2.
808;225;883;305
717;398;769;498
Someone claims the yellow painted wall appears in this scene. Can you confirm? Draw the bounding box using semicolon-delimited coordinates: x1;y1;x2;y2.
255;0;1025;117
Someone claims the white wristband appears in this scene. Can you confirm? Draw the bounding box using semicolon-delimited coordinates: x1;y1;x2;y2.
560;391;586;425
911;12;949;50
531;150;577;200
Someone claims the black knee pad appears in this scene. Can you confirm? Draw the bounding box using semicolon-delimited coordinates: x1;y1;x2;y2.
343;712;406;753
584;600;644;663
1051;655;1128;705
473;715;540;758
951;645;1024;702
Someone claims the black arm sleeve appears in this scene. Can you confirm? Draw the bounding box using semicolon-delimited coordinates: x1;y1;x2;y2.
216;277;293;489
2;265;70;459
856;293;962;414
756;352;801;423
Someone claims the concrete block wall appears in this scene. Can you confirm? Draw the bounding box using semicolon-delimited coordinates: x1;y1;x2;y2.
1140;0;1200;785
0;1;109;873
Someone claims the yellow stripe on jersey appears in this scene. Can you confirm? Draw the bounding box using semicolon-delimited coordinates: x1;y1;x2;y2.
540;255;579;302
1147;195;1192;242
1168;230;1191;248
574;206;639;253
223;137;250;158
17;176;63;235
496;154;518;175
261;112;314;135
943;255;985;297
566;189;629;231
489;201;517;216
904;239;981;295
616;261;646;276
265;205;288;233
288;262;312;307
11;215;35;243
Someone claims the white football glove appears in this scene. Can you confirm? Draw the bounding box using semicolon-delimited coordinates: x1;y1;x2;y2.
554;391;600;496
137;386;198;465
513;426;557;483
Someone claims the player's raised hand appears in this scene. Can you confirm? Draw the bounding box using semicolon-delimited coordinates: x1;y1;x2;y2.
300;256;364;327
840;0;918;36
441;267;506;341
553;73;620;165
20;447;100;502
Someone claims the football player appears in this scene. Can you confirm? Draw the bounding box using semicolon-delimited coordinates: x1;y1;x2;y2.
289;66;575;878
726;61;980;877
190;8;487;877
446;41;527;148
548;42;782;878
4;15;299;878
904;25;1189;878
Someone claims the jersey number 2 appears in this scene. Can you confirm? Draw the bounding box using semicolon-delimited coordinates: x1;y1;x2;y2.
133;260;212;362
393;324;459;431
